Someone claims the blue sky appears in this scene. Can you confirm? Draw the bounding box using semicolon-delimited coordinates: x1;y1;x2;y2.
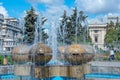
0;0;75;18
1;0;120;22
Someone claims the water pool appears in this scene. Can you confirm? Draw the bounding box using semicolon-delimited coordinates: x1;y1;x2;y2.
1;73;120;80
0;74;76;80
0;74;34;80
85;73;120;79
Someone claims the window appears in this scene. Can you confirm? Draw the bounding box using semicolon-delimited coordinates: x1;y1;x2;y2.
94;36;98;43
94;30;99;33
6;47;10;51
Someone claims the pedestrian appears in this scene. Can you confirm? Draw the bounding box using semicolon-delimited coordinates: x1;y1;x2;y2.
109;48;115;61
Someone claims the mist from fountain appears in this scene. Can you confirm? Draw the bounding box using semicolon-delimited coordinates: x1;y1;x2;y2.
47;21;64;65
75;10;89;44
13;9;95;80
34;12;42;44
19;18;25;44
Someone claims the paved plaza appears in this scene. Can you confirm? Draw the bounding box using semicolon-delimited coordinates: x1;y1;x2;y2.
89;61;120;67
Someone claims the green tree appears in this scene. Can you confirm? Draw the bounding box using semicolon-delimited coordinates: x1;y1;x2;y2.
41;28;48;43
24;7;48;44
104;21;118;48
57;10;71;45
115;22;120;41
0;55;3;65
37;16;48;43
68;8;91;44
76;11;91;43
58;8;91;45
24;7;37;44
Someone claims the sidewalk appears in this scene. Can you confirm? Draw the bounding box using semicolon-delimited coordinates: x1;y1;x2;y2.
88;61;120;67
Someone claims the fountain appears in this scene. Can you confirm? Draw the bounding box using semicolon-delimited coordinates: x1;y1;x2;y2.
1;8;120;80
10;10;95;80
11;44;30;63
29;43;52;65
64;44;94;65
11;44;31;76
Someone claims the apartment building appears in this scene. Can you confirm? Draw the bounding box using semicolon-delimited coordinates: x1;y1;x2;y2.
0;14;21;53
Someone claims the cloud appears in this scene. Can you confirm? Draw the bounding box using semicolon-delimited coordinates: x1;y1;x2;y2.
75;0;120;14
27;0;71;22
46;5;70;16
88;12;120;24
28;0;64;6
0;3;8;17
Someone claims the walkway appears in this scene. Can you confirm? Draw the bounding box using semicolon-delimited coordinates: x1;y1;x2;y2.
88;61;120;67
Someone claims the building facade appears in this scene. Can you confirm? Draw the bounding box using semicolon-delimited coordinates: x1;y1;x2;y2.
89;23;107;50
0;14;21;53
89;16;120;50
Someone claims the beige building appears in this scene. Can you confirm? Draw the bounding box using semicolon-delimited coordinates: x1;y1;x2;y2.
89;16;120;50
89;20;107;50
0;13;21;53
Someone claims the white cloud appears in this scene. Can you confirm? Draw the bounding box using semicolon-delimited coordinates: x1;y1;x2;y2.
88;18;103;24
75;0;120;23
46;5;70;17
28;0;64;6
75;0;120;14
28;0;71;22
0;3;8;18
39;0;64;5
88;12;120;24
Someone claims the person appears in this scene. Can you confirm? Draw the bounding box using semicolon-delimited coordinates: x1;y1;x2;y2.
109;49;115;61
3;55;8;65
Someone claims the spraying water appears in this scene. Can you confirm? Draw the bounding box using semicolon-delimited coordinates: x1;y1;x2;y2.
47;21;64;65
34;13;42;43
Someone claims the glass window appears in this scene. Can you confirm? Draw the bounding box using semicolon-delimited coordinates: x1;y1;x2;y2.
94;36;98;43
94;30;99;33
6;47;10;51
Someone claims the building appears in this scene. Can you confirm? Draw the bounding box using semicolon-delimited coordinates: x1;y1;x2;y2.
89;21;107;50
0;14;21;53
89;16;120;50
0;14;4;52
107;16;120;23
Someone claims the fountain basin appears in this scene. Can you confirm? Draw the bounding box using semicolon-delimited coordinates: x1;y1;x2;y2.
14;65;31;76
34;64;91;78
64;44;94;65
11;44;30;63
29;43;52;65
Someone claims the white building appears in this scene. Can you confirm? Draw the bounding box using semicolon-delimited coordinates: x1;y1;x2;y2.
89;21;107;50
0;14;4;51
89;16;120;50
0;14;21;52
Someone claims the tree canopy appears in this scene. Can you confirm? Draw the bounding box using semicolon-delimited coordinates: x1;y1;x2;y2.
24;7;37;44
23;7;48;44
104;21;120;49
57;8;91;45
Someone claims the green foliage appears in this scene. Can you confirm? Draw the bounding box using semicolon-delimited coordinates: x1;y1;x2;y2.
0;55;3;65
6;55;14;65
41;28;49;43
105;28;117;43
57;8;91;45
104;21;120;48
24;7;37;44
24;7;48;44
0;55;14;65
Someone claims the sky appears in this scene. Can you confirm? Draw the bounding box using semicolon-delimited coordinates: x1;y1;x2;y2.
1;0;120;23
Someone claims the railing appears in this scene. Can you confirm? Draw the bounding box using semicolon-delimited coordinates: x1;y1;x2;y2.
0;65;14;74
89;61;120;74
